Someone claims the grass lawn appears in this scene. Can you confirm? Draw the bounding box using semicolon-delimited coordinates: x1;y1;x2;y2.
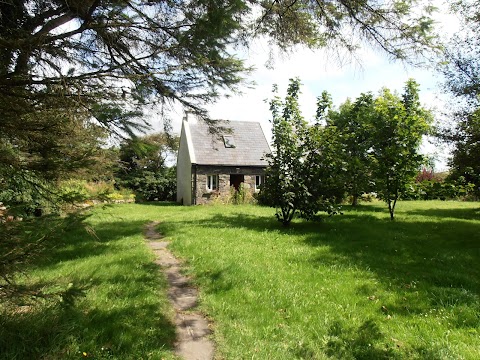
1;200;479;359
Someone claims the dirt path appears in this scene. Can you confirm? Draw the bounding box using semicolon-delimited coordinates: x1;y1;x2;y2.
144;221;214;360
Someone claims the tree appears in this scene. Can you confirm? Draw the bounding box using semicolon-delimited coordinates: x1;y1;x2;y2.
0;108;112;215
328;93;376;206
261;79;310;226
303;123;346;214
439;0;480;195
441;0;480;106
370;80;431;220
260;80;344;225
447;108;480;197
115;133;179;202
0;0;439;149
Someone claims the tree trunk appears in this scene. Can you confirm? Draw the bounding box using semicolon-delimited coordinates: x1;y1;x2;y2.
388;200;395;220
351;194;358;206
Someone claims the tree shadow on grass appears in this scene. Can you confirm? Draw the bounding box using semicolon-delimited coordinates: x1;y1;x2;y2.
192;209;480;294
0;300;176;359
302;213;480;286
406;206;480;220
37;218;153;266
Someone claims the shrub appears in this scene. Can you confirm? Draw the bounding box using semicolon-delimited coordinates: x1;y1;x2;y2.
83;181;115;200
58;180;90;203
229;183;255;205
402;179;477;201
0;171;57;217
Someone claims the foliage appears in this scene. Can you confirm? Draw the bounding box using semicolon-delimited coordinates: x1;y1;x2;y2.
262;78;431;223
328;93;376;205
58;180;135;204
252;0;438;60
370;80;432;220
115;133;179;202
402;167;477;201
439;1;480;196
402;178;477;201
0;1;438;114
0;168;58;217
441;0;480;106
303;124;346;213
230;183;254;205
0;108;115;215
446;108;480;197
260;79;314;225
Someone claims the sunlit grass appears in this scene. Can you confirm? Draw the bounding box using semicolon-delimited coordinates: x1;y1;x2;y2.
159;201;480;359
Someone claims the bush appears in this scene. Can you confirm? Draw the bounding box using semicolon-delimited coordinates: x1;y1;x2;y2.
230;183;255;205
83;181;115;200
401;179;477;201
58;180;90;203
116;167;176;202
0;170;57;217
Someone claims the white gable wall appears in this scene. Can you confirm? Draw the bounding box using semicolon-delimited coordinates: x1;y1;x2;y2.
176;120;195;205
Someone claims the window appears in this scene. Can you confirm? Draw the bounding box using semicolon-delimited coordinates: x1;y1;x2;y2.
255;175;263;192
207;175;218;191
223;135;236;148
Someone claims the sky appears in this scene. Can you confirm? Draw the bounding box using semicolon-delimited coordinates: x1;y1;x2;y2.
150;2;459;171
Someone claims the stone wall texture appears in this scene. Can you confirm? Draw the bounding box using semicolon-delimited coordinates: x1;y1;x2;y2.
193;165;265;205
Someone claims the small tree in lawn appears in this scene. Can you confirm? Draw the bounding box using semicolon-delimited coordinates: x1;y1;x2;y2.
371;79;432;220
304;123;346;216
329;93;376;206
261;78;310;226
301;91;346;217
261;82;345;224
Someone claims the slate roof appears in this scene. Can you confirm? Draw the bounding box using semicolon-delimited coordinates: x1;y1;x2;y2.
188;120;271;166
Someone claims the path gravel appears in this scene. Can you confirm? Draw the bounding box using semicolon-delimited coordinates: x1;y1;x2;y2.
144;221;214;360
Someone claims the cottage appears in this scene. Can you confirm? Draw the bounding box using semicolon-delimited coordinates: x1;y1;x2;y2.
176;116;271;205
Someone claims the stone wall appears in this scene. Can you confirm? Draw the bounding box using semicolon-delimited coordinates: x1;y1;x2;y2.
193;165;265;205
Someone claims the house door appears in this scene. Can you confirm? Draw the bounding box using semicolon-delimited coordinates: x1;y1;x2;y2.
230;174;244;191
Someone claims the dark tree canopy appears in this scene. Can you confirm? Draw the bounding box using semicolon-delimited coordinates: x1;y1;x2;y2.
115;133;179;201
0;0;438;117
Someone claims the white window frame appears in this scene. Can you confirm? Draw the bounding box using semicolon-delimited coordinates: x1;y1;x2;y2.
223;135;236;148
255;175;263;192
207;175;219;191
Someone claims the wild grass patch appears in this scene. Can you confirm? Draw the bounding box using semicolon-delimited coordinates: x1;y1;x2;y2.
0;207;178;359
